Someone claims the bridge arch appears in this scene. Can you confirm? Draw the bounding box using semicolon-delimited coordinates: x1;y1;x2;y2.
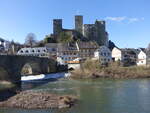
21;61;42;76
0;55;57;85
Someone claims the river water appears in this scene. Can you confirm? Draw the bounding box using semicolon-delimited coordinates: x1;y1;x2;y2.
1;78;150;113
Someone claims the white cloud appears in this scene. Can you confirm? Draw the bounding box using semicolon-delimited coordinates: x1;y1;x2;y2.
128;18;139;23
105;16;144;23
105;16;126;22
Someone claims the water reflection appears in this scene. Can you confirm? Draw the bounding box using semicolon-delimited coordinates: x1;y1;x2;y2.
1;79;150;113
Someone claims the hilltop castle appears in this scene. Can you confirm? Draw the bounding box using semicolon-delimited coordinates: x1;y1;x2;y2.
53;15;109;46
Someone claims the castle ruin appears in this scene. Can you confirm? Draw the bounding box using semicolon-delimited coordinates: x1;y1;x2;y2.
53;15;108;46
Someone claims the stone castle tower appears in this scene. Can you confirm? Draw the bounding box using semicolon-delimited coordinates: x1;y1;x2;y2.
53;16;108;46
53;19;63;38
75;15;83;35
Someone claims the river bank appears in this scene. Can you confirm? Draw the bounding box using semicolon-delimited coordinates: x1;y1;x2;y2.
70;60;150;79
0;81;19;102
0;91;77;109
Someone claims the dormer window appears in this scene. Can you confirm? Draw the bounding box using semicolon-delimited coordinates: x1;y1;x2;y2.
25;50;29;53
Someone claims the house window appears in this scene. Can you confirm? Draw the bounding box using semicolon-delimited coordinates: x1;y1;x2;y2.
25;50;29;53
38;50;40;52
32;50;35;53
52;48;56;51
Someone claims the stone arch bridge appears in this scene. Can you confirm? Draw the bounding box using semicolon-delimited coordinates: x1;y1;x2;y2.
0;55;57;85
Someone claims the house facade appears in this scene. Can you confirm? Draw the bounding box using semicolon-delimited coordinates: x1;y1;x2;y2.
77;41;99;59
112;47;122;61
17;47;49;58
57;43;80;64
94;46;112;64
137;50;147;66
112;47;138;66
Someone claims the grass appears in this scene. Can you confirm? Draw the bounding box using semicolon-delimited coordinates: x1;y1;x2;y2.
71;59;150;79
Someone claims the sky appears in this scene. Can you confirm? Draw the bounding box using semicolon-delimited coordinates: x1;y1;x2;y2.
0;0;149;48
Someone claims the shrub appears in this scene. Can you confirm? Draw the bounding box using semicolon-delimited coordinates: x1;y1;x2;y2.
71;59;150;79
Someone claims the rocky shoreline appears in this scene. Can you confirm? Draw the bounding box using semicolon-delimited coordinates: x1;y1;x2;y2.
0;91;77;109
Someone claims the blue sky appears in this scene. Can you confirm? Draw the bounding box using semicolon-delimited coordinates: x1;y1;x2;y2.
0;0;149;48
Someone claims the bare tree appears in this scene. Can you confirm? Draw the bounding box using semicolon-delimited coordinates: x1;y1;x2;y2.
25;33;37;47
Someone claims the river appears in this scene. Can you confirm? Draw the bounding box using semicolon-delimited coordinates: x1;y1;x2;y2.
1;78;150;113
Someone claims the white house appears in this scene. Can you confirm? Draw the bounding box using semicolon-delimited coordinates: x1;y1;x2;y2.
94;46;112;64
137;50;147;66
112;47;122;61
17;47;49;58
112;47;138;64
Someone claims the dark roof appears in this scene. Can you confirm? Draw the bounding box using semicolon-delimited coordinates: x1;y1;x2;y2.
116;47;140;55
57;43;78;52
45;43;58;48
139;48;146;53
0;38;5;42
77;41;99;49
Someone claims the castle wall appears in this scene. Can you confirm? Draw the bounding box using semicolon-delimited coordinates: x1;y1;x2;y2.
83;24;96;40
83;21;108;46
